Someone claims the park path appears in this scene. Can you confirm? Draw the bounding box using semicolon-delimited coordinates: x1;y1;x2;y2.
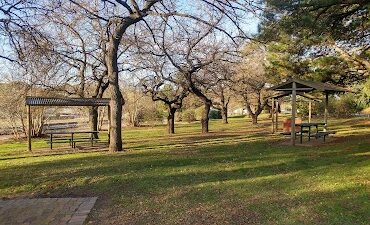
0;197;97;225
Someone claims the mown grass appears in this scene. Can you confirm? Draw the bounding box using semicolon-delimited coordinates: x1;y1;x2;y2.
0;115;369;224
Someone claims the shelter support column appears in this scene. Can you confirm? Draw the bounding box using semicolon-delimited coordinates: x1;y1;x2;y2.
291;82;297;146
271;98;275;133
308;100;312;123
324;92;328;131
107;105;111;144
275;100;279;132
27;105;32;152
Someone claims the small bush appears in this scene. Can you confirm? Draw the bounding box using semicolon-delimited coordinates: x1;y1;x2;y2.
316;94;362;118
142;108;164;124
209;109;222;119
332;94;362;118
182;110;196;123
194;107;222;120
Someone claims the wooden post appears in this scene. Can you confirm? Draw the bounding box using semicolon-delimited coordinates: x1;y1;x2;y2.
27;105;32;152
324;92;328;131
50;133;53;150
275;100;279;132
107;105;111;144
308;100;312;123
291;82;297;146
271;98;275;133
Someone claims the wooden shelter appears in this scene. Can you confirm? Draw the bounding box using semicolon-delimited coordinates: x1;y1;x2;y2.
25;96;111;151
269;78;351;146
270;91;321;133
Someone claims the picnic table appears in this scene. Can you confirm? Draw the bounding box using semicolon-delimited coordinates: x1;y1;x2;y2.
295;122;327;143
46;131;99;149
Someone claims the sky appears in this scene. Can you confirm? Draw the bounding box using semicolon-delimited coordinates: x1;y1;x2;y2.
0;0;262;81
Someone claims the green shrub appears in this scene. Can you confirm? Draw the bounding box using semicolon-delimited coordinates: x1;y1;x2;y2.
316;94;362;118
209;109;222;119
142;108;164;125
182;110;196;123
332;94;362;118
194;107;222;120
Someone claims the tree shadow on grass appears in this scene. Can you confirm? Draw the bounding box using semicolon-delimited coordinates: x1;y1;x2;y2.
0;135;368;197
0;135;368;224
90;170;370;225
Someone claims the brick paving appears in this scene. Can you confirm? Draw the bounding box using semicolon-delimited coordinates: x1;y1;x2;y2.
0;197;97;225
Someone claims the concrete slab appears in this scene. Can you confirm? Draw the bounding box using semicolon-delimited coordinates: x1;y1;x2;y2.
0;197;97;225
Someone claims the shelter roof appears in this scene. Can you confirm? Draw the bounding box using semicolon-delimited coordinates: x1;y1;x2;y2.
26;96;110;106
269;78;351;93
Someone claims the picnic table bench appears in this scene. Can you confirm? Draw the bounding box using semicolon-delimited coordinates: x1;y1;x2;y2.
45;131;99;149
309;131;336;141
295;123;335;143
281;122;336;144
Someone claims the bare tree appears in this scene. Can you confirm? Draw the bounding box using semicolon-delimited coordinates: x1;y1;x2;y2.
122;84;146;127
233;43;271;124
142;72;188;134
0;0;52;62
147;15;244;133
0;81;57;138
211;84;232;124
206;62;236;124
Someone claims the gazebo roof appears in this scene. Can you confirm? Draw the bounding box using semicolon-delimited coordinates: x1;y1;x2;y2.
269;78;351;93
26;96;110;106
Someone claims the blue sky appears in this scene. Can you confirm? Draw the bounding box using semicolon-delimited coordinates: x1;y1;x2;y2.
0;1;262;81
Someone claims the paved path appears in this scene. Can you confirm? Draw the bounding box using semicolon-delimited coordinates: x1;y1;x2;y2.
0;197;97;225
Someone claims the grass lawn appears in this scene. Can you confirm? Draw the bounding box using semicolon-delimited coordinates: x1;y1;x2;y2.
0;115;369;224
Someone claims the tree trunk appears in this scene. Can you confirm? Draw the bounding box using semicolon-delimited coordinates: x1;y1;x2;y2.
89;106;99;139
104;17;144;152
245;102;259;125
244;95;268;125
188;81;212;133
167;107;176;134
251;114;258;124
106;38;123;152
201;101;211;133
221;106;228;124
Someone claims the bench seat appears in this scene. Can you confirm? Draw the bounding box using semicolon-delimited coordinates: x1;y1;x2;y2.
280;131;300;135
46;139;71;144
310;131;332;141
71;138;99;148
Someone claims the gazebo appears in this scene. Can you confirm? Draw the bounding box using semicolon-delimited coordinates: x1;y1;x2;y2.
25;96;111;151
269;78;351;146
270;91;321;133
